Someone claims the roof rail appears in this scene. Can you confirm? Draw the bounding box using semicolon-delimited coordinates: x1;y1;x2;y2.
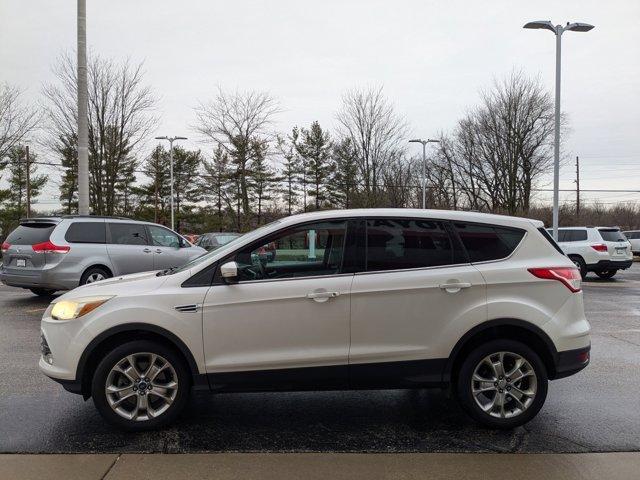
60;215;131;220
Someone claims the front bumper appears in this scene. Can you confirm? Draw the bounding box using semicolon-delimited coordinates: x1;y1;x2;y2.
586;259;633;271
554;345;590;379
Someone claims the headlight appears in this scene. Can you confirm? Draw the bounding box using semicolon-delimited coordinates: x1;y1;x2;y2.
50;296;114;321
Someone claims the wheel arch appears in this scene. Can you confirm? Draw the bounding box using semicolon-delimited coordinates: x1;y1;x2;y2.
76;323;202;398
80;264;114;283
444;319;559;384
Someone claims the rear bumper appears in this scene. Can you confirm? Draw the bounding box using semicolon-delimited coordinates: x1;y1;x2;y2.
0;268;75;291
553;345;590;379
586;259;633;271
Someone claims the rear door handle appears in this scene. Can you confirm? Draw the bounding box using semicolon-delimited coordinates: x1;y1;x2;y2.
306;291;340;301
155;249;162;254
439;282;472;293
143;248;152;253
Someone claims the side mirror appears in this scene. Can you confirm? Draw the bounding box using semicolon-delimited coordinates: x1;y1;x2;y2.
220;261;239;283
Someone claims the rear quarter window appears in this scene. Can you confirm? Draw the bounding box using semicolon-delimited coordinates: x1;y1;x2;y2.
454;223;526;262
64;222;106;243
5;223;57;245
599;229;626;242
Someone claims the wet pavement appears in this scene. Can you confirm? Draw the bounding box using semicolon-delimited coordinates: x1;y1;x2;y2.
1;265;639;453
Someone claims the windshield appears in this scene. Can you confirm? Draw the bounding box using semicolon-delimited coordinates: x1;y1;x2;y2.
163;220;282;275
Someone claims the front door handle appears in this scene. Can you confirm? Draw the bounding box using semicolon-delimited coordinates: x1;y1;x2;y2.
439;282;472;293
143;248;152;253
155;249;162;254
306;291;340;302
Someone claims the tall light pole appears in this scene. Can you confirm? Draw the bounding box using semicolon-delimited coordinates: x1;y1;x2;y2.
77;0;90;215
409;138;440;209
155;136;187;231
524;20;594;240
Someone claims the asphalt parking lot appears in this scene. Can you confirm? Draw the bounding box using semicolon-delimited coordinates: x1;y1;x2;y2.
1;266;639;454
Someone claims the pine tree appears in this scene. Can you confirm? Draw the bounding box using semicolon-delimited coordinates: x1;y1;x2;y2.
57;133;78;214
332;138;359;208
201;145;233;231
3;145;47;216
276;132;303;215
295;121;333;210
248;139;276;225
171;146;203;233
136;145;171;224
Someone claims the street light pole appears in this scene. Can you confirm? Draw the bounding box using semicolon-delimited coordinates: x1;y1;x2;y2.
155;136;187;231
25;145;31;218
77;0;90;215
409;138;440;209
524;20;594;240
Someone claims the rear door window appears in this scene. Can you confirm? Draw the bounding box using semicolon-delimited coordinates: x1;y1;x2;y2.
366;219;455;271
148;225;180;248
599;229;626;242
5;223;56;245
64;222;106;243
454;223;525;262
107;223;148;245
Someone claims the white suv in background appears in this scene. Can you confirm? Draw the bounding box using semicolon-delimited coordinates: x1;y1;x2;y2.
549;227;633;279
39;209;590;431
622;230;640;256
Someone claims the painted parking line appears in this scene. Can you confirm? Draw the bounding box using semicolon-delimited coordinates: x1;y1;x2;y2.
24;307;47;313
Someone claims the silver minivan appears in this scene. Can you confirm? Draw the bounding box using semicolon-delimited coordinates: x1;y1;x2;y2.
0;216;206;295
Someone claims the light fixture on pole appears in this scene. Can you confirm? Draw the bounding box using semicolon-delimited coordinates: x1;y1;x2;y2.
523;20;594;240
155;136;187;231
409;138;440;209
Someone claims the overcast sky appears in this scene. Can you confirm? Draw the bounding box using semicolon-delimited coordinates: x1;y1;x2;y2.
1;0;639;208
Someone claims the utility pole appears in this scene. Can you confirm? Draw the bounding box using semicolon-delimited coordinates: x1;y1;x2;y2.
77;0;90;215
25;145;31;218
155;136;187;231
575;155;580;218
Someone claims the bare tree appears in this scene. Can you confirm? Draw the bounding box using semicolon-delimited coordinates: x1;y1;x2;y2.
42;53;157;215
194;88;280;224
0;83;41;160
336;86;408;205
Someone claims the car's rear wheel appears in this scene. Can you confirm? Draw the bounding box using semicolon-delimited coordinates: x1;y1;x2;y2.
595;270;617;279
91;340;190;431
80;266;111;285
569;256;587;279
456;339;548;429
29;288;56;296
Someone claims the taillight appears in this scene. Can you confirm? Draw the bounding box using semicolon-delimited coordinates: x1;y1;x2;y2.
32;240;70;254
591;244;608;252
1;242;10;253
528;267;582;293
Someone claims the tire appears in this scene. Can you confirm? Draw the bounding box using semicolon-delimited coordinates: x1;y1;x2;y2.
80;266;111;286
595;270;617;279
456;339;548;429
91;340;191;431
29;288;56;296
569;256;587;280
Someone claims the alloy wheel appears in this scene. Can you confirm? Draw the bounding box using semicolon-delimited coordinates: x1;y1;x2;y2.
85;272;105;284
105;352;179;421
471;351;537;419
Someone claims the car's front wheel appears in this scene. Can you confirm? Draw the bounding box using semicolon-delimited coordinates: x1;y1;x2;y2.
456;339;548;429
91;340;190;431
595;270;617;279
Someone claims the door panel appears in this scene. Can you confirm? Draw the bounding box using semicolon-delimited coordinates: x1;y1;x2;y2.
202;275;353;377
106;223;154;275
349;265;486;368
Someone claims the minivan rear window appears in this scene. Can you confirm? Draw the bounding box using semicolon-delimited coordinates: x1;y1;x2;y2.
454;223;526;262
599;229;626;242
65;222;106;244
5;223;56;245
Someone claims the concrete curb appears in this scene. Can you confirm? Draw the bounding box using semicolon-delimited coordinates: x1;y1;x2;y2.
1;452;639;480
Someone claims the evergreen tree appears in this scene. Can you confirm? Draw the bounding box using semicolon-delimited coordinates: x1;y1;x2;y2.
171;146;203;233
332;138;359;208
57;133;78;214
201;145;233;231
135;145;171;223
295;121;333;210
248;139;276;225
3;145;47;215
276;131;303;215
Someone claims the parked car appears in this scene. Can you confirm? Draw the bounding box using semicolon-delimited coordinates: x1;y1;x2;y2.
0;216;206;296
622;230;640;256
547;226;633;279
39;209;590;431
195;232;241;251
183;233;200;244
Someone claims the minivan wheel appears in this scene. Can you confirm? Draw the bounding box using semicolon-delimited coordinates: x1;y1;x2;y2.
456;339;548;429
595;270;617;279
29;288;56;296
91;340;190;431
80;267;111;285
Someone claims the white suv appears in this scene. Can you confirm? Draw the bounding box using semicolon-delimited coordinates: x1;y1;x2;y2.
548;227;633;279
622;230;640;256
40;209;590;431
